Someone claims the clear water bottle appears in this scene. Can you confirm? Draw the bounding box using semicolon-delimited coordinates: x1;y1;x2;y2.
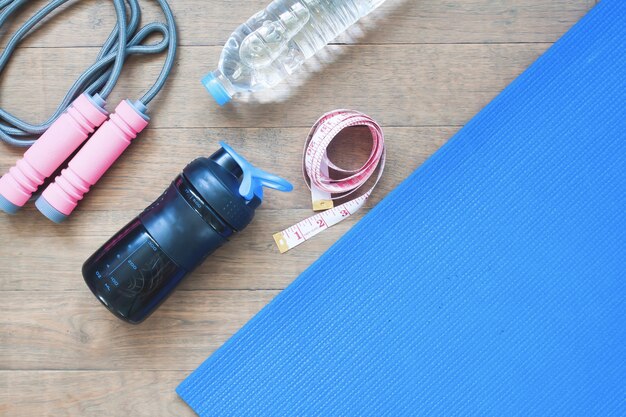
202;0;387;105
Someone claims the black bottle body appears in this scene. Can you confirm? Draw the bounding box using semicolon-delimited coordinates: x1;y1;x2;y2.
82;151;246;323
82;144;292;324
83;172;236;323
82;219;188;324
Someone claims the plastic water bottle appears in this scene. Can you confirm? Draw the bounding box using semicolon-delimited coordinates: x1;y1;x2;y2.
202;0;387;105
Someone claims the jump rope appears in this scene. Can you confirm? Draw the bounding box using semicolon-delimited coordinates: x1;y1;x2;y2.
0;0;177;221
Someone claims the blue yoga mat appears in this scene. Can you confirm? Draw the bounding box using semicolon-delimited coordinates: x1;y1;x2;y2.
178;1;626;415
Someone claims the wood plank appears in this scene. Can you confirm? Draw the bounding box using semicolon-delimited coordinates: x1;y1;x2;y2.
0;290;278;371
0;43;547;128
0;371;195;417
0;127;453;291
5;0;594;48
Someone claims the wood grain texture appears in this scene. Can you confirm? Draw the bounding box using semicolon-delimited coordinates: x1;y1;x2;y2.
0;290;278;370
0;1;594;416
4;0;594;47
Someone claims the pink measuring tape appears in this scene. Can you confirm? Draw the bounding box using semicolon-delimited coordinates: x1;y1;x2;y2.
273;110;386;253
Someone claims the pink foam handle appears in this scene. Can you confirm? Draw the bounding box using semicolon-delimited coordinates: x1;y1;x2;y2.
0;94;108;208
40;100;149;216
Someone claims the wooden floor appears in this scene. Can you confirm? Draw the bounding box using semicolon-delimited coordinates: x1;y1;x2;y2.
0;1;596;415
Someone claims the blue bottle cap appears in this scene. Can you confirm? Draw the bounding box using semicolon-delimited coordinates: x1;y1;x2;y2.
202;73;232;106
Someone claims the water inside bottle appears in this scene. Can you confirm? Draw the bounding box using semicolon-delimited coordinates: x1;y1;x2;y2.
208;0;387;101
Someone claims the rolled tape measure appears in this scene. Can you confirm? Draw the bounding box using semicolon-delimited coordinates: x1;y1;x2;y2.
273;109;386;253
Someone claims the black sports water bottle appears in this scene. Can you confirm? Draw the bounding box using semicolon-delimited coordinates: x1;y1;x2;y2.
82;142;292;323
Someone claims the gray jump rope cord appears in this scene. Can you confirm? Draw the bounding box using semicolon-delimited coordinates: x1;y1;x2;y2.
0;0;177;147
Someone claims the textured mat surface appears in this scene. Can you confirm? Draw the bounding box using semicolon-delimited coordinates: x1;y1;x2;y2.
177;1;626;415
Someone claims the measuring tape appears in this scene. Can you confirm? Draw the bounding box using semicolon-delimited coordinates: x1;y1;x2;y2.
273;110;386;253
